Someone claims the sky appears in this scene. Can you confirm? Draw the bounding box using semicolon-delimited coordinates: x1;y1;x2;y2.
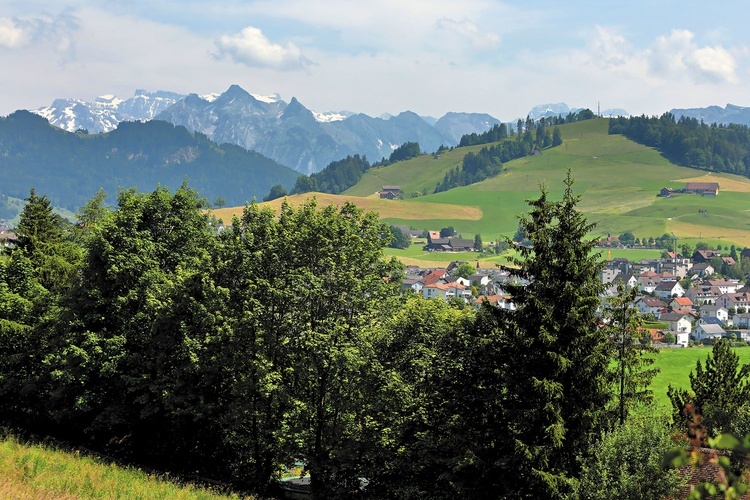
1;1;749;121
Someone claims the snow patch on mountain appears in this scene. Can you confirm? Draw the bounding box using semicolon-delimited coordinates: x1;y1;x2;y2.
250;92;281;103
312;110;353;123
32;89;186;133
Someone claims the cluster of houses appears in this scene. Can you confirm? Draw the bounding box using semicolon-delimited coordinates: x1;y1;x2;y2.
602;251;750;346
401;248;750;348
401;261;520;310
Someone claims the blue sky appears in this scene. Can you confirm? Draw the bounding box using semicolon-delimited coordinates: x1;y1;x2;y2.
1;1;748;120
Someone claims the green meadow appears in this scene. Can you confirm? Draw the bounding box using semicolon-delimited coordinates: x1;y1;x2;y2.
649;347;750;411
343;119;750;247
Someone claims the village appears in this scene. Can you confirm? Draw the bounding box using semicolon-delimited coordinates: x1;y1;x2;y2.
399;243;750;348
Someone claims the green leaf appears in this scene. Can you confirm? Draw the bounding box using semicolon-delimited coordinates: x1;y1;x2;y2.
662;448;690;468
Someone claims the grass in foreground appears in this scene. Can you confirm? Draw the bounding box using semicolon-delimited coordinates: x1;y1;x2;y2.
0;435;244;500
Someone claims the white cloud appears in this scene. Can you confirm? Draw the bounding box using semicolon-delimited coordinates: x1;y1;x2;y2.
213;26;312;70
0;18;27;48
686;45;738;84
435;18;500;49
0;9;79;63
647;29;738;84
588;25;632;69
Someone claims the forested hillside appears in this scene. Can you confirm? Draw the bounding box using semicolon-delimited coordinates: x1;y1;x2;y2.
609;113;750;177
0;111;298;213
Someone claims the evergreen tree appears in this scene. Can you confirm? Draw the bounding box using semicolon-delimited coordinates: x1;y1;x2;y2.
488;171;611;497
473;233;483;252
668;339;750;439
552;126;562;146
605;284;659;425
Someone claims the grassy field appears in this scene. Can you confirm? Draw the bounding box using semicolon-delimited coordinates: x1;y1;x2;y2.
211;192;482;224
0;435;244;499
212;118;750;257
649;347;750;411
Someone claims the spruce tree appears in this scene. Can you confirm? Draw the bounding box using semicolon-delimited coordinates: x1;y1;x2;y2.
493;171;612;497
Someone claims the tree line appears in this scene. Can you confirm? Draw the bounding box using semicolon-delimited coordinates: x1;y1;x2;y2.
458;108;593;148
0;176;682;499
276;142;423;200
434;124;563;193
609;113;750;177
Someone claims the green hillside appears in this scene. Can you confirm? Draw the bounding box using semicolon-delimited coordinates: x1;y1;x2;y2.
345;119;750;247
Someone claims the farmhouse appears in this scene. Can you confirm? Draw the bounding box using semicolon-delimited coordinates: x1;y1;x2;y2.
684;182;719;196
378;185;401;199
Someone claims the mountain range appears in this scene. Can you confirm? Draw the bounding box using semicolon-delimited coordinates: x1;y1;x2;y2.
31;85;587;174
670;103;750;127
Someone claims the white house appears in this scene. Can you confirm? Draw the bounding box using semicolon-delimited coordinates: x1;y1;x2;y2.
654;281;685;299
659;312;692;333
699;304;729;323
693;323;725;341
401;278;424;294
422;282;471;301
717;293;750;311
733;313;750;329
635;296;666;317
676;332;689;347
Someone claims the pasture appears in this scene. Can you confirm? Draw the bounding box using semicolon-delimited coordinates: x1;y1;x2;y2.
649;346;750;410
213;118;750;252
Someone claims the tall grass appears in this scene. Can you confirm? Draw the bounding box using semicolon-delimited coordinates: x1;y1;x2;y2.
0;435;245;499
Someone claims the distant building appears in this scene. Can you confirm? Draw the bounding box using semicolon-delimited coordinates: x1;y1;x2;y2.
685;182;719;196
378;185;401;199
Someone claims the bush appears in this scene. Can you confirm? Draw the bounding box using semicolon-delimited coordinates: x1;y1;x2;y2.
576;411;685;499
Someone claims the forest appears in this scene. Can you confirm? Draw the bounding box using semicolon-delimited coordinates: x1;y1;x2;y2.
609;113;750;177
0;175;723;499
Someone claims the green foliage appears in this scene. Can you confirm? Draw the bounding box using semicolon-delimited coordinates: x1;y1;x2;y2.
668;339;750;439
605;285;659;425
0;111;297;210
388;142;420;163
291;174;318;194
610;113;750;177
552;126;563;146
576;411;685;499
291;154;370;195
439;226;455;238
433;145;507;193
473;233;483;251
388;225;410;249
361;295;478;499
454;262;475;279
480;172;612;497
458;123;508;147
262;184;287;201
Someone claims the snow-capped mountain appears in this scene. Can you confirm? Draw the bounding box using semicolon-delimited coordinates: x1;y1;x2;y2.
527;103;577;120
33;89;186;133
33;86;602;173
154;85;504;173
